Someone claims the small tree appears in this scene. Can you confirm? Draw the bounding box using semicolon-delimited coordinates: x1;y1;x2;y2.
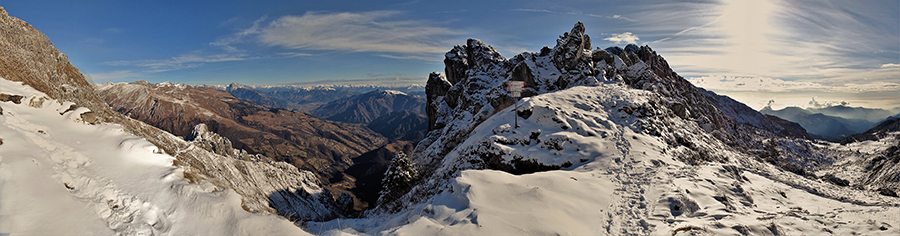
378;151;418;205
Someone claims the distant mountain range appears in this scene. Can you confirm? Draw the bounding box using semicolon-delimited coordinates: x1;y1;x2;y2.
224;83;424;113
841;117;900;144
310;89;425;124
808;105;900;122
95;81;387;183
760;105;898;141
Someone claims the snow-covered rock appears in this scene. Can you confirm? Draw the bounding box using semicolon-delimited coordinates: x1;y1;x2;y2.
313;22;900;235
0;7;343;228
0;78;317;235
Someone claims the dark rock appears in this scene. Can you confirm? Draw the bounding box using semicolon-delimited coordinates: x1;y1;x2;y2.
552;21;591;71
426;72;452;131
878;187;898;197
591;48;614;65
0;93;24;104
511;61;536;89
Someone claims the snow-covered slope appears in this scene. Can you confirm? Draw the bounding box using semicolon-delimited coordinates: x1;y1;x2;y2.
0;7;343;226
309;84;900;235
0;78;313;235
303;22;900;235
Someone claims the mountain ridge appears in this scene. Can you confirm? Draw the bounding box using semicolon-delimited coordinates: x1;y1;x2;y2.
94;81;387;184
760;106;877;141
377;22;812;214
0;7;345;227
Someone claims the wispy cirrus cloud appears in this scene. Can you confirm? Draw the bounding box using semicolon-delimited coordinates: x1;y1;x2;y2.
511;8;554;14
213;11;462;60
512;8;635;21
103;53;253;73
210;16;268;53
261;11;458;54
635;0;898;82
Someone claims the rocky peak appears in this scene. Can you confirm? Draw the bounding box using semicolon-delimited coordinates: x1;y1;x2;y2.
551;21;591;71
226;82;249;92
188;123;235;157
398;22;811;214
443;38;508;85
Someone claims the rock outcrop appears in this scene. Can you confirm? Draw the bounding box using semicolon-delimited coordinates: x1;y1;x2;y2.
379;22;813;213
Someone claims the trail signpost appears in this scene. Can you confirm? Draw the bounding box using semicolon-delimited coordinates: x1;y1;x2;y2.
507;81;525;128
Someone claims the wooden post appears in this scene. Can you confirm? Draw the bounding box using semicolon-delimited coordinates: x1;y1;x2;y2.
507;81;525;128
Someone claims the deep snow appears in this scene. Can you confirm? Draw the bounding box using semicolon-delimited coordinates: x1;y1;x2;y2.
308;85;900;235
0;78;310;235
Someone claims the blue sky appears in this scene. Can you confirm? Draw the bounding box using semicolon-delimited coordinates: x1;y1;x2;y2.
2;0;898;109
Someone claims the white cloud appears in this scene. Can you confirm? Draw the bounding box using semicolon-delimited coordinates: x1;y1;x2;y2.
688;75;900;93
604;32;639;44
104;53;253;73
807;96;849;108
211;16;268;52
512;9;555;14
275;52;313;58
587;14;635;22
632;0;899;85
257;11;460;55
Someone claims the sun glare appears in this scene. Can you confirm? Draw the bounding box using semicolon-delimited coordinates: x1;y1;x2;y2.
714;0;780;76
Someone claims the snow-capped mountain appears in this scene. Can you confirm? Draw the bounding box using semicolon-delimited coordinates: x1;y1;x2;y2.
2;4;898;234
0;7;342;235
305;22;900;235
310;89;426;124
224;83;425;113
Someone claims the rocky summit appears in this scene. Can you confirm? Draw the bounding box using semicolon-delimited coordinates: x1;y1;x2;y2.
362;23;899;236
406;22;811;212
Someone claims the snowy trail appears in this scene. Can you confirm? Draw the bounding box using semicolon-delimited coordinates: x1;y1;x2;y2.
307;85;900;236
0;78;309;235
